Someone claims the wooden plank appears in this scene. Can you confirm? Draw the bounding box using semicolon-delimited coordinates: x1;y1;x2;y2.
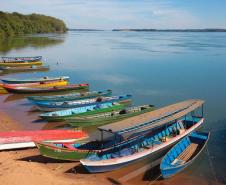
98;99;204;134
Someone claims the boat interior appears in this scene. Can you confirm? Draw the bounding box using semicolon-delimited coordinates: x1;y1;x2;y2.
86;116;202;161
161;131;208;168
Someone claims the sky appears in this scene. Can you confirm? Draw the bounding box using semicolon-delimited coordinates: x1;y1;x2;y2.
1;0;226;29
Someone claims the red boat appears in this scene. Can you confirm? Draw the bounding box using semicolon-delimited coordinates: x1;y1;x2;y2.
3;83;89;94
0;130;88;150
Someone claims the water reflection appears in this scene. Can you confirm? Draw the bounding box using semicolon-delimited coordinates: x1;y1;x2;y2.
0;34;64;54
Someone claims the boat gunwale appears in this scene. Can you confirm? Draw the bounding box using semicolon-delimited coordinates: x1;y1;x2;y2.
160;131;210;171
80;118;204;167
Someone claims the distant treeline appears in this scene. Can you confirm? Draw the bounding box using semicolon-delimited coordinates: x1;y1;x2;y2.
0;11;67;37
112;29;226;32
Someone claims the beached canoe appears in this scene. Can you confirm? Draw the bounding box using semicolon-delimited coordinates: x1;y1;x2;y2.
160;131;210;178
1;76;69;84
36;140;102;161
0;80;68;94
27;90;113;103
0;61;43;67
68;104;155;127
1;56;42;63
3;83;89;94
80;100;204;173
0;130;88;150
37;100;204;163
33;94;132;111
40;102;128;122
0;65;49;72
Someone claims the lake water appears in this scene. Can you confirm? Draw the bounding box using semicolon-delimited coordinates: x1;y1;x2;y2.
0;31;226;184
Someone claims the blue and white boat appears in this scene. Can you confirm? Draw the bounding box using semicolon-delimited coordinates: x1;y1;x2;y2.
80;99;205;173
160;131;209;178
33;94;132;111
39;102;127;122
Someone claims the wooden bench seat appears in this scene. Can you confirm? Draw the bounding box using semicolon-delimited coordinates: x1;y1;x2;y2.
172;143;198;165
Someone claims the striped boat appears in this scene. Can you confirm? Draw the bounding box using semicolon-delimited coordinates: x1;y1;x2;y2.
3;83;88;94
27;90;112;103
0;65;49;73
0;56;43;66
39;102;128;122
67;104;154;127
0;80;68;94
33;94;132;111
1;76;69;84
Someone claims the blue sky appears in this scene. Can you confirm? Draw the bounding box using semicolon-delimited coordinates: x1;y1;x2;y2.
1;0;226;29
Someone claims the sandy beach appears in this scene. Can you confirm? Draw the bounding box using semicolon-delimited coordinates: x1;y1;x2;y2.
0;111;112;185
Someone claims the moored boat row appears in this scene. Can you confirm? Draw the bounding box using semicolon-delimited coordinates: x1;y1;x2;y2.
0;55;210;180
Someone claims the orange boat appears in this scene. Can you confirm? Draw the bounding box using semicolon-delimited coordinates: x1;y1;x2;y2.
0;80;68;94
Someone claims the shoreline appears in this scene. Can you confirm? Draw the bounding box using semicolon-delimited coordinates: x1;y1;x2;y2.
0;110;110;185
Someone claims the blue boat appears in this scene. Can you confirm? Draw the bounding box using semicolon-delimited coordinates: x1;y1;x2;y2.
160;131;210;178
33;94;132;111
80;99;205;173
27;90;112;103
39;102;127;122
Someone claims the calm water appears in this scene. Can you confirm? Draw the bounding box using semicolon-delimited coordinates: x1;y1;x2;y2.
0;31;226;184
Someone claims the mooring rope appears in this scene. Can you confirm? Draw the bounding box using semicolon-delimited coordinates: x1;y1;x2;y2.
206;141;218;182
147;174;162;185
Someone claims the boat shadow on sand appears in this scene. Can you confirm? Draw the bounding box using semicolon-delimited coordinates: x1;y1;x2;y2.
18;154;77;164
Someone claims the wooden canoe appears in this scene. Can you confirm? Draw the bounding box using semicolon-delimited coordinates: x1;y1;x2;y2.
67;104;155;127
160;131;210;178
1;76;69;84
0;61;43;67
1;56;42;62
32;94;132;111
0;65;49;72
39;102;128;122
3;83;89;94
0;80;68;94
0;130;88;150
27;90;113;103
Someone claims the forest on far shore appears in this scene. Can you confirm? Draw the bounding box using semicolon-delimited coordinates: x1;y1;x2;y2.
0;11;67;37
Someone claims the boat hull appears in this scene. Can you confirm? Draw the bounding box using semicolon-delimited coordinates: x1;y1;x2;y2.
3;84;89;94
34;96;132;112
68;106;154;127
40;103;128;122
36;142;96;161
27;90;113;103
81;118;204;173
0;61;42;67
0;130;88;150
0;65;49;73
1;76;69;84
160;131;209;178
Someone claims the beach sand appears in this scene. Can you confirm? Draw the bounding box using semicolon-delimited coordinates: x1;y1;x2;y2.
0;111;110;185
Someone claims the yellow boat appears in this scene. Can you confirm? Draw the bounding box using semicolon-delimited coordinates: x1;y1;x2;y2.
0;80;68;94
0;61;43;67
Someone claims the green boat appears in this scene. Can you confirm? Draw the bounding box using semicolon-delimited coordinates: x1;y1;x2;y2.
36;141;100;161
67;104;155;127
39;102;130;122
